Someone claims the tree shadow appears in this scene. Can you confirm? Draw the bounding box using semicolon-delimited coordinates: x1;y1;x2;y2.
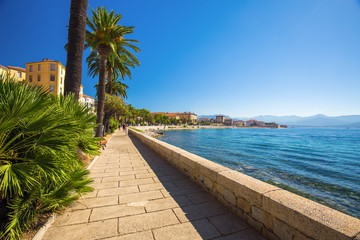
128;134;264;240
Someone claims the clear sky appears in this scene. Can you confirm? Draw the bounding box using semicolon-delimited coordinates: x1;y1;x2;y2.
1;0;360;117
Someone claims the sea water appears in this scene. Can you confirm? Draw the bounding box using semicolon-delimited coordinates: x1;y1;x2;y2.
158;128;360;219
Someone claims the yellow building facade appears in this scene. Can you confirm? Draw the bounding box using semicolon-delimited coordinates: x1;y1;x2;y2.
25;59;65;95
0;64;26;82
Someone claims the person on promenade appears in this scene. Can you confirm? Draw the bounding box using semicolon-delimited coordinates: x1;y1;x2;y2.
122;124;125;131
125;124;128;135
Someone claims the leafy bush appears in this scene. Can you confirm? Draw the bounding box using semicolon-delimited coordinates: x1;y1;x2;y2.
109;117;119;133
0;76;100;239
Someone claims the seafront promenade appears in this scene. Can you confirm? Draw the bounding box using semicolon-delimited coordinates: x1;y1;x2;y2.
42;130;264;240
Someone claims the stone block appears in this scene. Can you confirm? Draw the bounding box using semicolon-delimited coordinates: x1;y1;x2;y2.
251;206;273;230
118;210;179;235
153;219;221;240
261;227;280;240
223;188;236;206
43;218;117;240
139;182;168;192
120;178;154;187
53;209;91;226
90;204;145;221
214;182;224;195
179;153;197;170
195;158;229;182
173;201;228;222
186;192;213;204
293;230;312;240
244;213;263;232
273;218;293;240
119;190;164;204
105;231;154;240
209;213;249;235
97;186;139;197
263;190;360;240
144;196;191;212
217;170;280;207
236;197;251;213
73;196;118;209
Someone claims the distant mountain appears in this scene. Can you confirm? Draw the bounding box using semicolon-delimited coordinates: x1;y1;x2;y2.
199;114;360;127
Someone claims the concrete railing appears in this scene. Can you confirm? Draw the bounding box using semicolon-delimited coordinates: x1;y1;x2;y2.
129;129;360;240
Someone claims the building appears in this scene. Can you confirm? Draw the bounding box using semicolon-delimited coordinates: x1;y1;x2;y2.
246;120;266;127
216;115;225;123
0;65;6;76
233;120;246;127
166;113;180;119
246;120;256;127
199;117;210;122
0;64;26;82
82;94;95;112
224;118;233;125
25;59;66;95
177;112;198;122
151;112;166;116
265;122;280;128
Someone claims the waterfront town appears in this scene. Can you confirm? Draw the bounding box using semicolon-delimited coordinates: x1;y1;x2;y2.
151;112;287;128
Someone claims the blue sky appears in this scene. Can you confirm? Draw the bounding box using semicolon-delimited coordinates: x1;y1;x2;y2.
1;0;360;117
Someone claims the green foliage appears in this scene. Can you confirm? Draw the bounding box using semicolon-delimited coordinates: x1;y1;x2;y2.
109;117;119;133
104;94;127;117
0;76;99;239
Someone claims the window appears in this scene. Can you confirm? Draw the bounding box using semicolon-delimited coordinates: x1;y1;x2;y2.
50;85;55;92
29;65;33;72
51;64;55;71
17;72;22;78
60;77;62;84
37;75;41;82
61;68;63;74
50;74;55;81
29;75;32;82
38;64;41;71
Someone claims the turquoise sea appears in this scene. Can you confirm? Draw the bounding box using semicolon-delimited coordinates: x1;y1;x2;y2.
158;128;360;219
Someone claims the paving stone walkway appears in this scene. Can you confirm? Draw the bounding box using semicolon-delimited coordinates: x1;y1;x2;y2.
43;130;265;240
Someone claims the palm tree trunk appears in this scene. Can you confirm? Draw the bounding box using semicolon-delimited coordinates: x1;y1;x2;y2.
64;0;88;100
106;68;113;95
104;112;110;133
95;54;108;137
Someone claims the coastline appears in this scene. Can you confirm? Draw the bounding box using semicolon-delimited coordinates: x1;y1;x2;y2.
133;125;285;138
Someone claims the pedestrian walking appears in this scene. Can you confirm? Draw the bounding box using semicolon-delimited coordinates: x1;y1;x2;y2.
122;124;125;131
125;124;128;135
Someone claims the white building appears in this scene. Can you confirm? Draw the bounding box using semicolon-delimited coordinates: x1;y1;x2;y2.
82;94;95;112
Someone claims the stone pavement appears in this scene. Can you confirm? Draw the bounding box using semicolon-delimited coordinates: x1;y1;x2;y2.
43;130;265;240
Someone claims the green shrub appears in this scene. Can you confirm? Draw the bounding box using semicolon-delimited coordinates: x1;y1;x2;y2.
0;76;100;239
109;117;119;133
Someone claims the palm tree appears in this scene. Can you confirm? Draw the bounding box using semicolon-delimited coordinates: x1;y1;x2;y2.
86;6;138;137
0;75;98;239
64;0;88;100
111;80;129;98
87;44;139;95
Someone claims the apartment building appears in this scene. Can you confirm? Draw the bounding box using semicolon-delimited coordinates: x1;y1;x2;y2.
216;115;225;123
25;59;65;95
0;64;26;82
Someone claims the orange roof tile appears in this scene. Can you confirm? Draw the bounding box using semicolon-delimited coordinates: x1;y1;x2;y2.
83;94;94;99
7;66;26;72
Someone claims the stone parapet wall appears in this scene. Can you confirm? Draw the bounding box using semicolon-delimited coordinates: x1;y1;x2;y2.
129;129;360;240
